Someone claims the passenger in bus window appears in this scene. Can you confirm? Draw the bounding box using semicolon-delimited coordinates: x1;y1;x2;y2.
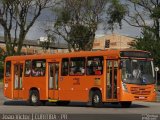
63;68;68;75
95;66;102;75
40;69;45;76
74;67;81;75
32;67;38;76
6;70;10;76
89;61;98;75
70;67;75;75
25;68;31;75
80;67;85;74
6;67;11;76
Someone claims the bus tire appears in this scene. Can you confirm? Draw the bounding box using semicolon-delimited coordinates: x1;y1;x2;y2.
56;101;70;106
29;90;41;106
92;91;102;107
120;101;132;108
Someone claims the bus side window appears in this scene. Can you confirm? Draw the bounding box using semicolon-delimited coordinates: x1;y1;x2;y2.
61;58;69;76
87;57;103;75
32;59;46;77
5;61;11;77
24;60;31;76
70;57;85;76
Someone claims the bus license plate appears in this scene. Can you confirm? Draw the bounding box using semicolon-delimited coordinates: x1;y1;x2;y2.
139;96;145;99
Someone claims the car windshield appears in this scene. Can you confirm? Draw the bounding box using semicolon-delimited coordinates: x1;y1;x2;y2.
121;59;155;85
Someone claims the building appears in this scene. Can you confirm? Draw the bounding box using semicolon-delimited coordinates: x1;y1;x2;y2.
0;34;135;54
93;34;135;50
0;36;67;54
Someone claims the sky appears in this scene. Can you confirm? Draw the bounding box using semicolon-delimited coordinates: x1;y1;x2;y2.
0;1;142;42
24;20;141;41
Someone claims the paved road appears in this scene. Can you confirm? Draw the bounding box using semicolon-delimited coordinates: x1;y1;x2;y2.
0;83;160;120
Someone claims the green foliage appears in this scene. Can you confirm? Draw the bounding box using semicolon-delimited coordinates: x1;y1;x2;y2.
150;6;160;19
0;48;5;80
51;0;125;51
107;0;127;30
39;34;56;52
132;29;160;67
52;0;107;51
55;10;71;27
0;48;7;61
0;0;50;55
69;24;91;50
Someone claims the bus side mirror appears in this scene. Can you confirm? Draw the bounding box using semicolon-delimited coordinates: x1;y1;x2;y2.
119;61;123;69
155;67;159;72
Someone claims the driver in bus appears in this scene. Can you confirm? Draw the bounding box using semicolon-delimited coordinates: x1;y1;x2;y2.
132;63;141;79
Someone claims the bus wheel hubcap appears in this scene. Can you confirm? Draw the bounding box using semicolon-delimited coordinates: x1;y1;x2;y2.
32;94;37;103
94;95;99;103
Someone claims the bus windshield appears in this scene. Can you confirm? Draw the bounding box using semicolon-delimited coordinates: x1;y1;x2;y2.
121;59;155;85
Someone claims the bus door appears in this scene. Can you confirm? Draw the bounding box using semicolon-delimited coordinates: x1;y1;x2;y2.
48;63;59;100
106;60;118;101
4;61;12;99
13;64;23;99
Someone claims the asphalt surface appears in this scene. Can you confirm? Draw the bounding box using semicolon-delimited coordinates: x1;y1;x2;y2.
0;83;160;120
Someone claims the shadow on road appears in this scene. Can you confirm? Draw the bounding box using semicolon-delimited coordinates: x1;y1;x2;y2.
3;101;149;108
3;101;29;106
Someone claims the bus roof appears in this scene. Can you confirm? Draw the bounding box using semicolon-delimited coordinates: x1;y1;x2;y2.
5;49;151;61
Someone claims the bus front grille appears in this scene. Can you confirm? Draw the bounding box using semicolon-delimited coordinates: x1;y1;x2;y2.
130;87;151;95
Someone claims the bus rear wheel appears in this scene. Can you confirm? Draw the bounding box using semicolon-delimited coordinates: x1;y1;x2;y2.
56;101;70;106
120;101;132;108
92;91;102;107
29;90;41;106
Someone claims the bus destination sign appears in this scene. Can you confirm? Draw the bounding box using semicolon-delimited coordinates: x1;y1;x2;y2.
120;51;151;58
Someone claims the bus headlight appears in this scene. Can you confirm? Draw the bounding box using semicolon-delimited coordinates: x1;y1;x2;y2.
122;82;128;92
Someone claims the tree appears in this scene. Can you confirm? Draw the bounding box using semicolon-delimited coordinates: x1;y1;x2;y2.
106;0;127;31
132;29;160;66
52;0;106;51
122;0;160;40
48;0;124;52
0;0;51;55
39;34;56;53
112;0;160;67
121;0;160;66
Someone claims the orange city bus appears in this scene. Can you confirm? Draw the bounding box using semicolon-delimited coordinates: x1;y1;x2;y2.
3;50;156;107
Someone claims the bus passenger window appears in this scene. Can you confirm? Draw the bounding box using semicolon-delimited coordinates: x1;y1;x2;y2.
24;60;31;76
5;61;11;77
87;57;103;75
70;57;85;76
32;60;46;76
61;58;69;76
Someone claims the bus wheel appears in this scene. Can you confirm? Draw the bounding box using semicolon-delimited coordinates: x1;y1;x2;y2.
92;91;102;107
29;90;40;106
56;101;70;106
120;101;132;108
